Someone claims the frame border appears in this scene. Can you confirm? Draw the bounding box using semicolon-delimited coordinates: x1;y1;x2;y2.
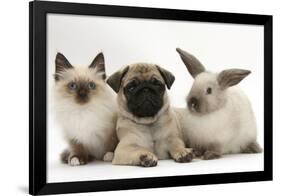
29;1;273;195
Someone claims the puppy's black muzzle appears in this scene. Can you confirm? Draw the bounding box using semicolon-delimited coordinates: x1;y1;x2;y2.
124;81;165;118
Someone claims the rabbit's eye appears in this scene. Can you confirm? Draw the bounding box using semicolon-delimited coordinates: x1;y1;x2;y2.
206;87;212;94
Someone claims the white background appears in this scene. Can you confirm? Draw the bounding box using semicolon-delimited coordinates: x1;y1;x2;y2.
47;13;264;182
0;0;279;195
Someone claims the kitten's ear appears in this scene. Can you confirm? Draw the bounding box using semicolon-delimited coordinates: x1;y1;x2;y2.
176;48;206;78
217;69;251;90
106;66;129;93
55;52;73;81
89;52;106;79
156;65;175;89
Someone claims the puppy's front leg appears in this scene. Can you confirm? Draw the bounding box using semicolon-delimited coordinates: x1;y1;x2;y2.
167;136;193;163
112;143;158;167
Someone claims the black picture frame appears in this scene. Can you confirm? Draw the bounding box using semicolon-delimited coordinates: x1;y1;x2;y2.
29;0;273;195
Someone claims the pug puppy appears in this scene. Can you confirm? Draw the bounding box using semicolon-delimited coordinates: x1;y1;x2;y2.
107;63;193;167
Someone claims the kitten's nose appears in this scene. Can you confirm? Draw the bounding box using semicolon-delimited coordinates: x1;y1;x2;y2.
78;89;88;98
188;97;199;111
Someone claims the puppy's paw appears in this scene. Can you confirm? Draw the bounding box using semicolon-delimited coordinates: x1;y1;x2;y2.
193;148;205;158
173;148;194;163
203;151;221;160
68;155;87;166
103;152;114;162
139;153;158;167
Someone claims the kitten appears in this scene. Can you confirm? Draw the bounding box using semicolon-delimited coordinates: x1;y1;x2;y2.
53;52;118;166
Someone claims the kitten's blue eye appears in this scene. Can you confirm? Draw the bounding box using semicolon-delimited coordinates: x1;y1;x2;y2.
68;82;77;90
88;82;96;90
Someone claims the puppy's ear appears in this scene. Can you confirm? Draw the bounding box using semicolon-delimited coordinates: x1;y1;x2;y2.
217;69;251;90
55;52;73;81
156;65;175;89
89;52;106;80
176;48;205;78
107;66;130;93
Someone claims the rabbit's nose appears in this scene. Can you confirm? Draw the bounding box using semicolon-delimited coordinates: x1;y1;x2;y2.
188;97;199;111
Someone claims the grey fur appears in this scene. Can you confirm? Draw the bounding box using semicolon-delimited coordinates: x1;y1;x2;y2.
241;142;262;153
217;69;251;90
175;49;261;159
176;48;206;78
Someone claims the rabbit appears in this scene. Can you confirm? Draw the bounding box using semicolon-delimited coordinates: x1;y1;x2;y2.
175;48;262;160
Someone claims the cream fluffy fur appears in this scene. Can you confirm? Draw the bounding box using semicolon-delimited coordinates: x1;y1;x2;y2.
53;66;117;160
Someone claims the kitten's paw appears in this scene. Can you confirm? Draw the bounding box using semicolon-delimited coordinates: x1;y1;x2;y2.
173;148;194;163
60;149;70;164
203;151;221;160
139;153;158;167
68;155;87;166
69;157;81;166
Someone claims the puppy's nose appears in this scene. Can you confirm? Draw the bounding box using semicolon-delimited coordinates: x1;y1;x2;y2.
188;97;199;111
143;88;149;93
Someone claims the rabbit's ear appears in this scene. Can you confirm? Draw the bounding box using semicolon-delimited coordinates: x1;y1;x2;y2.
106;66;130;93
217;69;251;89
176;48;205;78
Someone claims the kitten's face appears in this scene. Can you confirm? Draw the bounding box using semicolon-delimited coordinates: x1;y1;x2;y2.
54;52;107;105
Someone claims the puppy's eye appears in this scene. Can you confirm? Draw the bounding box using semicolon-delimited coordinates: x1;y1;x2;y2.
88;82;96;90
68;82;77;90
128;85;135;92
151;78;161;86
127;81;138;92
151;78;157;83
206;87;212;94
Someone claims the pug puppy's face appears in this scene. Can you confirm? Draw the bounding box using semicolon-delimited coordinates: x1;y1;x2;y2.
123;67;166;117
107;63;175;118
